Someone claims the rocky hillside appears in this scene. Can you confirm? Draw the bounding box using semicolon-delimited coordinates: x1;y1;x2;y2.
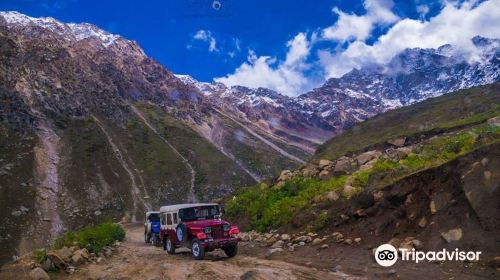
226;84;500;269
0;11;306;264
178;37;499;139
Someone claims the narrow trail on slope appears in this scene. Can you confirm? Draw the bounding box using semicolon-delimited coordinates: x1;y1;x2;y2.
34;118;63;239
214;109;306;164
218;144;261;182
130;105;198;203
91;115;151;221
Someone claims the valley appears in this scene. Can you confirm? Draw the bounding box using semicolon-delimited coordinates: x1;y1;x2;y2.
0;10;499;279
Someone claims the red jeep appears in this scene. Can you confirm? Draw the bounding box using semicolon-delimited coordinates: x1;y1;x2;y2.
159;203;239;260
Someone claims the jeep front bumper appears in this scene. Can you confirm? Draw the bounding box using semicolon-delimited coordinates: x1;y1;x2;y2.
201;237;238;250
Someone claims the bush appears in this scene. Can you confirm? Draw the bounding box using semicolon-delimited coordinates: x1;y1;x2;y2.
52;222;125;253
226;176;346;231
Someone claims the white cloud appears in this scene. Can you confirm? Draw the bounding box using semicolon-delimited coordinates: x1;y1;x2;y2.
416;4;430;19
322;0;398;41
193;29;218;52
319;0;500;78
215;33;313;96
218;0;500;95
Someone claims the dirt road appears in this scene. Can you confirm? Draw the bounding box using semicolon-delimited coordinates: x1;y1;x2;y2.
57;224;351;280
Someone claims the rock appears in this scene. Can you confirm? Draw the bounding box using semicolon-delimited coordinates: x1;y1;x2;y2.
288;246;295;252
429;192;452;214
271;240;284;248
294;235;312;243
41;258;54;272
388;137;406;147
330;265;342;272
441;228;463;243
318;169;332;180
333;157;353;175
11;210;22;216
320;244;329;249
278;170;293;182
54;247;73;263
356;150;382;166
29;267;50;280
318;159;334;169
412;239;423;250
301;164;319;177
298;241;305;246
94;210;102;216
47;253;67;270
418;217;427;228
354;238;362;243
66;265;76;274
307;232;317;237
487;116;500;127
96;257;103;264
265;248;283;258
342;185;356;198
373;191;384;201
461;158;499;230
344;238;353;245
332;232;344;242
326;191;340;201
312;238;323;245
280;234;291;241
71;250;87;265
429;201;437;214
340;214;349;221
387;147;412;160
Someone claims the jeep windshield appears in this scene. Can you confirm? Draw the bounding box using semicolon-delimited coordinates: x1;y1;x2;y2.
148;213;160;222
179;205;220;221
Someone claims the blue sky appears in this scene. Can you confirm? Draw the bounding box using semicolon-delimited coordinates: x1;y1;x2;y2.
1;0;499;95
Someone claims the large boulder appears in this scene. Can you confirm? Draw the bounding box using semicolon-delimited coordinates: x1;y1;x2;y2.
334;157;355;175
387;137;406;147
29;267;50;280
318;159;334;169
460;156;500;230
356;150;382;166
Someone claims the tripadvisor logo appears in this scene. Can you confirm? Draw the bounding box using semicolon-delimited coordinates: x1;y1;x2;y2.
374;244;482;267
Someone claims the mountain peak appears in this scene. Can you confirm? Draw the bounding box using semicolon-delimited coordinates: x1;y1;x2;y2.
0;11;121;47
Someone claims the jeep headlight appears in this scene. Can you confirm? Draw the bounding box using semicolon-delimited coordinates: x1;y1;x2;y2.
204;227;212;234
223;224;230;231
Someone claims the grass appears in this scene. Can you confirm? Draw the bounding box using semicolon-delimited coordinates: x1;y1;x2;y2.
314;84;500;161
226;122;500;232
34;222;125;264
226;176;346;231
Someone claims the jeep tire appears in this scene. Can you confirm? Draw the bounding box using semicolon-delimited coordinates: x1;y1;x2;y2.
166;237;176;254
176;223;187;243
223;244;238;258
191;238;205;260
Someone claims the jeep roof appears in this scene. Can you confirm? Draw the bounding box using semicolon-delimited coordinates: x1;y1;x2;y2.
159;203;218;213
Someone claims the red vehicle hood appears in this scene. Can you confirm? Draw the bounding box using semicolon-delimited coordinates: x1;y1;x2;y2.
183;219;229;228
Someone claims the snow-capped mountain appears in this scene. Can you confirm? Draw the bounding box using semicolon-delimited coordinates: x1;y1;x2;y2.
0;11;122;47
177;36;499;134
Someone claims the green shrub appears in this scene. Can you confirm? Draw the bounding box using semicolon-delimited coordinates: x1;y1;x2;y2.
33;249;47;264
226;176;346;231
52;222;125;253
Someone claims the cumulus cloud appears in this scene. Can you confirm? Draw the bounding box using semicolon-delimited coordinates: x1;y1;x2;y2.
215;32;313;96
322;0;398;41
218;0;500;95
319;0;500;78
193;29;218;52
